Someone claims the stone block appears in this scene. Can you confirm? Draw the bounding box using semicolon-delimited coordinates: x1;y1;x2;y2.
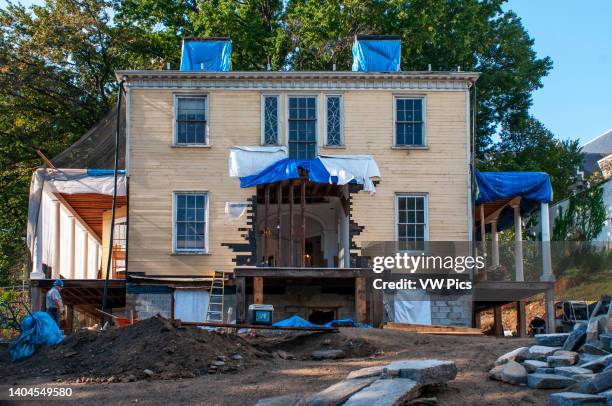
255;394;304;406
346;366;399;380
527;373;577;389
494;347;530;366
386;359;457;385
581;355;612;373
528;345;562;361
548;351;580;367
549;392;606;406
536;333;570;347
343;378;421;406
523;360;548;373
555;366;597;378
303;378;377;406
500;360;528;385
564;324;588;352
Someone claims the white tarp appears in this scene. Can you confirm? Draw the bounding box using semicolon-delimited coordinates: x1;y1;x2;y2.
228;146;287;177
173;289;210;322
319;155;381;193
394;290;432;325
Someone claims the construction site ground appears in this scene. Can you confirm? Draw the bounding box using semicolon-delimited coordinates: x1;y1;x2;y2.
0;319;550;405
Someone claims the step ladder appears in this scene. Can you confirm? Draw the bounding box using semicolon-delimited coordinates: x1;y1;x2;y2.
205;270;225;323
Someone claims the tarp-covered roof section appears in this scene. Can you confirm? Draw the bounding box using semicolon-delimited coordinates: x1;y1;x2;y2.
51;104;125;169
352;35;401;72
180;37;232;72
475;170;553;205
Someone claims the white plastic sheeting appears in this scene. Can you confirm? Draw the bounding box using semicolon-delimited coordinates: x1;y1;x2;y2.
319;155;381;193
394;290;432;325
173;289;210;322
228;146;287;177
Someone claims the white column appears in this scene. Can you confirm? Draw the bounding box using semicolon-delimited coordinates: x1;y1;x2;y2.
540;202;554;282
491;219;499;267
91;243;99;279
67;216;76;279
30;236;45;279
81;230;89;279
52;200;61;279
513;204;524;282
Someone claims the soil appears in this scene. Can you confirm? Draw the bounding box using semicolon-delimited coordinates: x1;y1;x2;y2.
1;323;551;405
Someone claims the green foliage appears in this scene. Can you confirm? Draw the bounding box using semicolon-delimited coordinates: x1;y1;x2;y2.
553;183;607;241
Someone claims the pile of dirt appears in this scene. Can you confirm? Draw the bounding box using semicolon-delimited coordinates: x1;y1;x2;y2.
5;316;269;382
253;330;380;359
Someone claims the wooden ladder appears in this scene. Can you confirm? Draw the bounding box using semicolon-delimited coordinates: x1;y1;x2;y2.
205;271;225;323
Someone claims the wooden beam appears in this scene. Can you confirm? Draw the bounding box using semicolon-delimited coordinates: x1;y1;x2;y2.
277;182;282;267
493;306;503;337
516;300;527;337
355;277;367;324
484;196;521;225
253;276;263;304
36;149;56;169
300;179;306;267
234;267;371;278
371;282;383;328
289;181;294;267
52;193;103;244
236;276;246;323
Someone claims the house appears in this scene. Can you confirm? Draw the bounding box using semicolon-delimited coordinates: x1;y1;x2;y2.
27;36;557;333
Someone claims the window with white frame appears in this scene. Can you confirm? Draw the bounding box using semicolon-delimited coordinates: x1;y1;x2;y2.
325;95;343;146
262;95;280;145
175;96;208;145
395;97;425;146
396;194;428;250
288;96;317;160
174;192;208;252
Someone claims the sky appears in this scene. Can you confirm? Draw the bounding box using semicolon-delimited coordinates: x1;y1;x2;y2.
2;0;610;146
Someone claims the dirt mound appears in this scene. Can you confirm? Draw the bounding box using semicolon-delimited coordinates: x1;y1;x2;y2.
254;330;379;359
5;316;269;382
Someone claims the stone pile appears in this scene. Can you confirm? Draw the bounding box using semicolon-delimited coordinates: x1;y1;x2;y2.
489;318;612;406
255;359;457;406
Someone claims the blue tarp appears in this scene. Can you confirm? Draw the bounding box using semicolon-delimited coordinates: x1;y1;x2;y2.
86;169;126;176
475;170;553;205
352;38;401;72
9;312;64;362
273;315;372;329
240;158;334;188
180;39;232;72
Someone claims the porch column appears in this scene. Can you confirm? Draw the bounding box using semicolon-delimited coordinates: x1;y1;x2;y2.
52;200;61;279
491;219;499;267
90;243;99;279
67;216;76;279
540;202;555;333
512;204;524;282
81;230;89;279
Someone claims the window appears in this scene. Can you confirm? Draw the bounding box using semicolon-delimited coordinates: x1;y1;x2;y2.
174;192;208;252
396;194;428;250
288;96;317;159
325;95;343;146
175;96;207;145
395;97;425;146
262;95;280;145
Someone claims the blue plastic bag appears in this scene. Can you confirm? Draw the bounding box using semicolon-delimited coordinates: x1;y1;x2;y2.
9;311;64;362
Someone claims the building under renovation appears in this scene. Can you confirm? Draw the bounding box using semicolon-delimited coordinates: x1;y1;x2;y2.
27;36;557;334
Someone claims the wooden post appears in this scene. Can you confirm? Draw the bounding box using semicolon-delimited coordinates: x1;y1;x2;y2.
170;288;175;321
289;181;294;267
371;281;383;327
300;179;306;267
493;306;503;337
355;277;367;324
65;305;74;334
516;301;527;337
264;185;270;264
277;182;282;267
253;277;263;304
236;277;246;323
473;310;481;329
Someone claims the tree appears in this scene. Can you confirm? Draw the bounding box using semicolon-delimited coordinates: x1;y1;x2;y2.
553;183;607;241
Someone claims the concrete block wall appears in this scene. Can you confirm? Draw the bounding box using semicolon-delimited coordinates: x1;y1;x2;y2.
430;294;472;327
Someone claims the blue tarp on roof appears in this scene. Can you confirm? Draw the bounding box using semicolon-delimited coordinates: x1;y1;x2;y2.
240;158;334;188
352;38;401;72
180;39;232;72
475;170;553;205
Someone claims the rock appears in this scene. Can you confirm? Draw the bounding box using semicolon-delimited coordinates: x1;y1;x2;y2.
555;367;596;378
597;389;612;402
142;369;154;377
585;370;612;393
527;373;577;389
302;378;377;406
500;360;528;385
311;350;346;360
523;360;549;373
536;367;557;374
405;398;438;406
600;334;612;351
276;350;296;360
231;354;243;360
494;347;530;366
211;361;225;367
254;394;304;406
564;324;588;352
386;359;457;385
549;351;580;367
528;345;562;361
343;378;421;406
346;366;398;380
586;315;608;344
536;333;570;347
217;355;227;362
488;365;504;381
581;355;612;373
549;392;606;406
584;343;611;356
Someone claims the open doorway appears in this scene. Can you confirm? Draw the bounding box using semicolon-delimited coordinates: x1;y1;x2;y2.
308;308;336;325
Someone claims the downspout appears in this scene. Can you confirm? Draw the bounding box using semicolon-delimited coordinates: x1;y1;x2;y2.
101;78;126;324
